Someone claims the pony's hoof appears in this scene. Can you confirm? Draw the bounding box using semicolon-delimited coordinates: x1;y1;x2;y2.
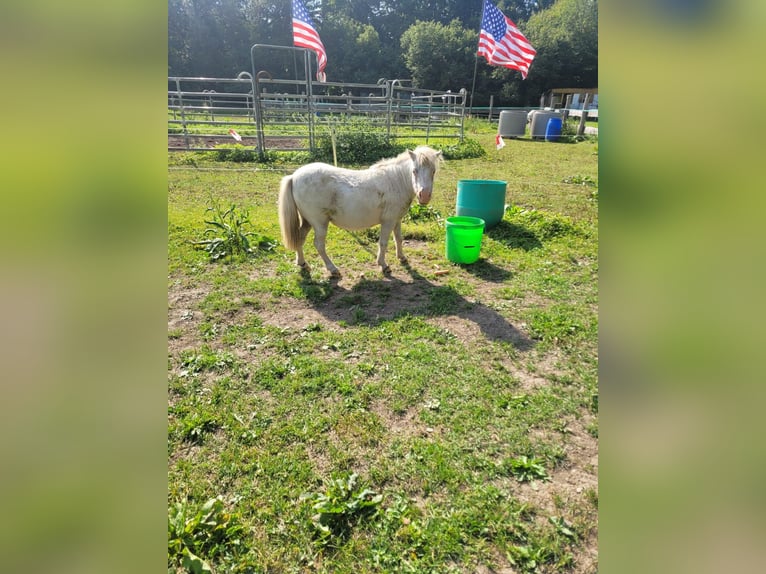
398;257;408;265
381;265;392;275
329;269;342;278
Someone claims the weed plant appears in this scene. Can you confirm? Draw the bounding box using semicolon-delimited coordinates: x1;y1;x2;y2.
192;196;276;261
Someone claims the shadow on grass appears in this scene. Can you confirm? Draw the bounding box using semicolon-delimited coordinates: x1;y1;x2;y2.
487;221;542;251
458;258;513;282
297;262;534;351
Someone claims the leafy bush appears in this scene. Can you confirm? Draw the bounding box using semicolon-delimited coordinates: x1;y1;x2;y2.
192;197;276;261
168;496;245;573
313;119;404;164
300;472;383;544
438;138;486;160
405;203;443;224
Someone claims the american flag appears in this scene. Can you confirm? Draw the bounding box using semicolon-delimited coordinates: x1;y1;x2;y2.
292;0;327;82
478;0;536;79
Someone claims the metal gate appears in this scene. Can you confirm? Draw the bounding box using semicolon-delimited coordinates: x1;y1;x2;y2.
168;45;467;153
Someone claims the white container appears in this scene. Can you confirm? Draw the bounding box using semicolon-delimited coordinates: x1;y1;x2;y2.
498;110;527;138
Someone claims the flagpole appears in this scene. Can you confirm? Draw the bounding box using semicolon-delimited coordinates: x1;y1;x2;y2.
469;55;479;116
469;0;486;117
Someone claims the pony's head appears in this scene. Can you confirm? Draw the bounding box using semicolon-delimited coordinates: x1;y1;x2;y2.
408;146;443;205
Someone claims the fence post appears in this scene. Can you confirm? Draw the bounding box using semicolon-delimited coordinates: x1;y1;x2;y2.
577;93;591;136
488;95;494;122
176;78;189;150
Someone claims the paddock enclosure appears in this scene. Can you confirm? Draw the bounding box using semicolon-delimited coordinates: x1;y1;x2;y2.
169;45;467;154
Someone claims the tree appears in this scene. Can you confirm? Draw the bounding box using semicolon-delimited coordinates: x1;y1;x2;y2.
498;0;598;104
166;0;597;106
400;20;477;89
321;17;393;83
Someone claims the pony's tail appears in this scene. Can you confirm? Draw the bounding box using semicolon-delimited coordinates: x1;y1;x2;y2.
278;175;301;250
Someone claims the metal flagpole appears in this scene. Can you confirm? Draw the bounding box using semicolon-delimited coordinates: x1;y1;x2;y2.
469;0;486;116
469;55;479;116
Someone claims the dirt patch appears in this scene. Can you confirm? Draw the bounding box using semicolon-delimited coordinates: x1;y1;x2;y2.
168;135;304;150
167;285;208;358
369;401;424;440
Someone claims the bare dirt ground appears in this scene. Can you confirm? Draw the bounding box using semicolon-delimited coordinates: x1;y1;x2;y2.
168;135;304;150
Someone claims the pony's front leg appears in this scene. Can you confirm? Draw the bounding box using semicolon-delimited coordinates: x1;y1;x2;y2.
393;221;407;264
313;222;341;277
377;221;396;273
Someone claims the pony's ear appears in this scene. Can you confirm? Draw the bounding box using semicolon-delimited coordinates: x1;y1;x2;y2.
407;149;416;162
435;150;443;158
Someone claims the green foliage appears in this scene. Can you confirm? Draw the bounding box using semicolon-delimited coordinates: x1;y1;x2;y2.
180;345;236;373
214;144;256;162
563;174;597;186
168;496;245;572
526;304;590;345
177;411;219;445
301;472;383;544
438;138;486;160
505;205;585;241
170;0;596;108
404;203;443;224
192;197;276;261
313;119;404;164
400;19;477;89
506;0;598;105
549;515;577;540
506;543;553;573
504;455;551;483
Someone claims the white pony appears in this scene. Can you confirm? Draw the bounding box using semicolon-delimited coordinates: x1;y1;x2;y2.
278;146;443;276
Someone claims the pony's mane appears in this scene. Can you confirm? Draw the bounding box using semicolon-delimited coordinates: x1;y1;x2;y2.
371;146;442;171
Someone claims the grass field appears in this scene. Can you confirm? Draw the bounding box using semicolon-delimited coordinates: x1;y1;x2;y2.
168;123;598;573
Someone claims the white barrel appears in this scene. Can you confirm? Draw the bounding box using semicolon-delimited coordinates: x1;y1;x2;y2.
498;110;527;138
529;110;563;139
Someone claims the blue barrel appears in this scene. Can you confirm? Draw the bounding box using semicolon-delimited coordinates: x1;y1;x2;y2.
455;180;507;230
545;117;563;142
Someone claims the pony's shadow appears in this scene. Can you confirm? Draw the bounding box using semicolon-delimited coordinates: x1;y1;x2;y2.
297;262;534;351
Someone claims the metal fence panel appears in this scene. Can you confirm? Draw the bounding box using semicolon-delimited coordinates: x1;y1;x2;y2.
168;71;466;153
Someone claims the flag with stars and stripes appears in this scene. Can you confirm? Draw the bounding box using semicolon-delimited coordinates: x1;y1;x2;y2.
478;0;536;79
292;0;327;82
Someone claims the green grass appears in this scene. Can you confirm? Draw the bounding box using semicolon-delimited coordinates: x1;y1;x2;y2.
168;119;597;573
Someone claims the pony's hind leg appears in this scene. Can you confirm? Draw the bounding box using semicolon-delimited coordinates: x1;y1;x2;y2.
377;221;397;273
295;219;312;270
312;221;341;277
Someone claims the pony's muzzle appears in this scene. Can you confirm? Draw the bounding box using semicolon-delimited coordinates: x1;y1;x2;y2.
417;189;432;205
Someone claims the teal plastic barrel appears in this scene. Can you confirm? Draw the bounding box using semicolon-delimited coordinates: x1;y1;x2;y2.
445;216;485;264
455;179;507;230
545;117;563;142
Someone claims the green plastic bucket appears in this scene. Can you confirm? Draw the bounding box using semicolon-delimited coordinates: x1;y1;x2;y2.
445;216;485;264
455;180;507;230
